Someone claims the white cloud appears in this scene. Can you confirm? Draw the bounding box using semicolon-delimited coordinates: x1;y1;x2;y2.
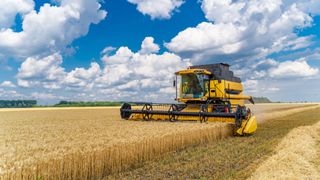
283;0;320;15
0;88;24;99
165;0;319;63
16;53;103;90
0;0;107;59
243;79;258;93
99;50;189;86
235;57;318;80
127;0;184;19
0;81;16;88
165;22;243;58
276;48;320;62
102;46;134;65
64;62;101;89
96;38;191;101
235;56;318;100
243;79;281;96
15;37;190;102
101;46;116;55
269;59;319;78
17;53;65;88
0;0;34;28
139;37;160;54
201;0;245;24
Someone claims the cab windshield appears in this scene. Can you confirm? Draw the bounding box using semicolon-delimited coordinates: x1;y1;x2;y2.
177;73;209;99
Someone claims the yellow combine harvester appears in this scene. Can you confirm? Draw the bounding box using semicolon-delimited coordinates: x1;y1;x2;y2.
120;63;257;135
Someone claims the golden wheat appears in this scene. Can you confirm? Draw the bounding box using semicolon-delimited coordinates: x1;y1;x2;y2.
0;108;232;180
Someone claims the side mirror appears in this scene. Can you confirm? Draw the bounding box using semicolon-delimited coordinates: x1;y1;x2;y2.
173;80;176;87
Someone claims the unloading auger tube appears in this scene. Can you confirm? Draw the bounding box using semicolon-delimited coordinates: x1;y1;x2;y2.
119;63;258;136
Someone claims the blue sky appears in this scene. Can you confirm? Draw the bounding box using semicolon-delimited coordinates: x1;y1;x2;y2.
0;0;320;104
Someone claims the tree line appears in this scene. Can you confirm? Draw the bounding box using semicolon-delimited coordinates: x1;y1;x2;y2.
0;100;37;108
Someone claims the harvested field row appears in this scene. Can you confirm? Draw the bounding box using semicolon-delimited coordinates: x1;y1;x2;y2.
250;121;320;179
105;106;320;179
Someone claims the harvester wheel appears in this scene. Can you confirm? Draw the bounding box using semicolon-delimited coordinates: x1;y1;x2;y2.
168;104;178;122
120;103;132;120
200;104;208;123
142;103;153;120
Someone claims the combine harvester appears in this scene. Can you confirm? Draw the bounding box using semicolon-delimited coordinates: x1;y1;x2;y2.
120;63;257;135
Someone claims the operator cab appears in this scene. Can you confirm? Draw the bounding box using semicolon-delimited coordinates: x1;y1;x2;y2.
174;69;211;102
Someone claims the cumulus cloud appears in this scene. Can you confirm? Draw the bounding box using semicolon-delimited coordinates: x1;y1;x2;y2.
0;81;16;88
0;88;24;99
127;0;184;19
64;62;101;90
165;0;320;63
17;53;65;88
243;79;258;93
139;37;160;54
269;59;319;78
283;48;320;61
97;37;191;101
16;53;103;90
166;22;244;58
243;79;280;96
0;0;34;28
0;0;107;59
236;58;318;80
15;37;190;102
235;56;318;97
99;49;189;88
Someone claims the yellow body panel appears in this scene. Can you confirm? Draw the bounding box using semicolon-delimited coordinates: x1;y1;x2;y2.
209;80;246;104
243;116;257;134
235;116;257;135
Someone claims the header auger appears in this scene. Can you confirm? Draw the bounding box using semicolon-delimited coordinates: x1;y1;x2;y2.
120;63;257;135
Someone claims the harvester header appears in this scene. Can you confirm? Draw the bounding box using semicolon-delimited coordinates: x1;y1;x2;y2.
120;63;257;136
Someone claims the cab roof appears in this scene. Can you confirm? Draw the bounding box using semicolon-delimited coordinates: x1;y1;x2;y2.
175;69;211;75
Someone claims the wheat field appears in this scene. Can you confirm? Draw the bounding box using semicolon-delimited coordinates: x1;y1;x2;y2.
0;104;317;179
0;107;232;179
